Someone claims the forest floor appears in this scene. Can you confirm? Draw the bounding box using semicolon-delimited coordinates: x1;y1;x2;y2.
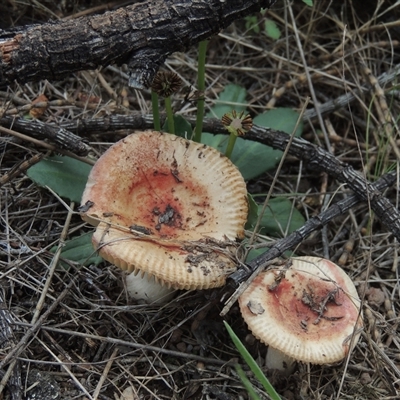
1;0;400;399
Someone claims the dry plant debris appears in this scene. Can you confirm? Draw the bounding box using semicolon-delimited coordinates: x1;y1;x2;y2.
1;0;400;399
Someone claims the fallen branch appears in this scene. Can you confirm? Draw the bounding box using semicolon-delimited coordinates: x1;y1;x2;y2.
0;0;276;89
248;124;400;240
0;117;90;155
303;63;400;121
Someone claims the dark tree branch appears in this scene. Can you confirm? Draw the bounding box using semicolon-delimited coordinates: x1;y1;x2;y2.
247;124;400;240
303;63;400;121
0;116;90;155
0;0;276;89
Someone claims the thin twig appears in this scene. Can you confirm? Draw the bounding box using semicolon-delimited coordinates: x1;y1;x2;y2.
92;347;119;400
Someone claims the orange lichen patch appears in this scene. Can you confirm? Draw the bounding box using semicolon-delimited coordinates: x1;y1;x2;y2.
81;131;248;289
0;34;22;63
239;256;363;364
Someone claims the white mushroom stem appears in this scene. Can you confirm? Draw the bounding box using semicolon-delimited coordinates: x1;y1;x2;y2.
265;346;296;375
126;271;175;305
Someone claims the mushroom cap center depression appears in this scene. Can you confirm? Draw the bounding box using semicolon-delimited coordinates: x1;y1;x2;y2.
115;160;212;239
245;268;359;340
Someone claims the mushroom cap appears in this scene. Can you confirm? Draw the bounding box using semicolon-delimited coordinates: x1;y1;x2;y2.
238;256;363;364
81;131;248;290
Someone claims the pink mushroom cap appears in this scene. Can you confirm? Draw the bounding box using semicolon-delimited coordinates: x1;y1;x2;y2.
81;131;248;290
239;256;363;364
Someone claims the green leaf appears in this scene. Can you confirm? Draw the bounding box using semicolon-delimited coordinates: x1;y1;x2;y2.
264;20;281;40
162;115;193;139
254;198;305;236
206;84;247;119
246;107;303;174
235;364;262;400
246;193;259;229
244;196;303;262
27;155;92;203
224;321;282;400
245;247;267;263
201;133;264;180
253;107;303;141
245;15;261;34
51;232;103;268
302;0;313;6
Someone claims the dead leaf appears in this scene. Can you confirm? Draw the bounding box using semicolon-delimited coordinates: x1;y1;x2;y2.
29;94;48;119
119;386;138;400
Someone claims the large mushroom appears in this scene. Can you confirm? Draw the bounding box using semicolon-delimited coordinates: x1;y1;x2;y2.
238;256;363;372
81;131;248;303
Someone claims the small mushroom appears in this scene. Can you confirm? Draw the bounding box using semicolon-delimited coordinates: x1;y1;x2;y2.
81;131;248;303
238;256;363;373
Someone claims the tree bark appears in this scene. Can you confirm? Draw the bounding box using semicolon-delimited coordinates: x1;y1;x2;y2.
0;0;275;89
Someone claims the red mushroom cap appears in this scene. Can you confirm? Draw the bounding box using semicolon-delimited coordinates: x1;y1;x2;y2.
239;256;363;364
81;131;248;289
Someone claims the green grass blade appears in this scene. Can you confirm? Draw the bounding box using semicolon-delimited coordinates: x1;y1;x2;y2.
164;96;175;134
224;132;237;159
224;321;281;400
235;364;262;400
